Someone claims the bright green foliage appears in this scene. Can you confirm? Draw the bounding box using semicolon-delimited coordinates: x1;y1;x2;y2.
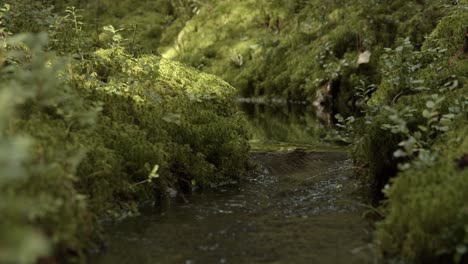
0;31;95;263
41;0;451;112
47;0;205;55
0;2;249;262
159;0;448;113
0;35;52;264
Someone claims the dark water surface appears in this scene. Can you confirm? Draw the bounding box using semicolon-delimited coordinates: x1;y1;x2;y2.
94;103;374;264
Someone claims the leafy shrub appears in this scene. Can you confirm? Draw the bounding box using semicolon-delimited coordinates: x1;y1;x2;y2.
352;6;468;262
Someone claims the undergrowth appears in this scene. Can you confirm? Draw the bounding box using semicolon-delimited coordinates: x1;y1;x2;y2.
0;2;249;263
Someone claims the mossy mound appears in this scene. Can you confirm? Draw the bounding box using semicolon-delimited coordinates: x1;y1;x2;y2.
0;6;249;261
68;48;250;213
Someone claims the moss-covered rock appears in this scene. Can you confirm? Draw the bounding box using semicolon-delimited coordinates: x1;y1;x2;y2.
0;5;249;261
67;48;250;212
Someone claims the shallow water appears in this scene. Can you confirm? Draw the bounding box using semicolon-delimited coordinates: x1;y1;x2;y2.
241;101;332;151
94;103;374;264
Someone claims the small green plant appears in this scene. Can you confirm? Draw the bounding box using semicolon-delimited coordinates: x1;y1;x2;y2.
0;3;10;34
170;0;204;17
48;6;90;57
133;164;160;186
382;38;426;102
0;32;73;264
354;79;376;110
230;50;244;67
381;92;467;171
100;25;126;48
325;113;356;144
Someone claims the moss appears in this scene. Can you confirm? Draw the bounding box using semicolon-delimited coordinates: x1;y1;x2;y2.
67;47;250;214
54;0;446;117
376;120;468;263
154;0;447;106
1;6;250;260
422;5;468;53
352;115;403;201
352;6;468;262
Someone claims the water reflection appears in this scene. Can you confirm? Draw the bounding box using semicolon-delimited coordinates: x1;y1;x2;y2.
240;102;331;151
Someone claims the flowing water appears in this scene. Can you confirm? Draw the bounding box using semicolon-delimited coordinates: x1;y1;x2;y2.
94;102;375;264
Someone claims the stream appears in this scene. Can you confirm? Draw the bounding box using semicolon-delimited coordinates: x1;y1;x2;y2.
94;102;375;264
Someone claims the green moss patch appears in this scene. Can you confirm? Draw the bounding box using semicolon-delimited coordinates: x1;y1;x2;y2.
0;3;249;261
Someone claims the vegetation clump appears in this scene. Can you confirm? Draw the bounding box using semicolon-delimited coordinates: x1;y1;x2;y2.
330;4;467;262
365;8;468;263
0;2;249;262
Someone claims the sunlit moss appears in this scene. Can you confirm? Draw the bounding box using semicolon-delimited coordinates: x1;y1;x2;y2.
1;4;250;260
156;0;450;126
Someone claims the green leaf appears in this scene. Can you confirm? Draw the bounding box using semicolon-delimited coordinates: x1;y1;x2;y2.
162;113;182;125
442;114;455;119
103;25;116;34
414;131;422;139
439;118;452;126
418;125;428;132
422;109;433;119
393;149;407;158
435;126;449;132
456;245;467;255
148;164;159;179
398;163;411;171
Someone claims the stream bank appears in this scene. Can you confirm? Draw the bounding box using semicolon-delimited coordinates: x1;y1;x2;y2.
94;103;374;264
